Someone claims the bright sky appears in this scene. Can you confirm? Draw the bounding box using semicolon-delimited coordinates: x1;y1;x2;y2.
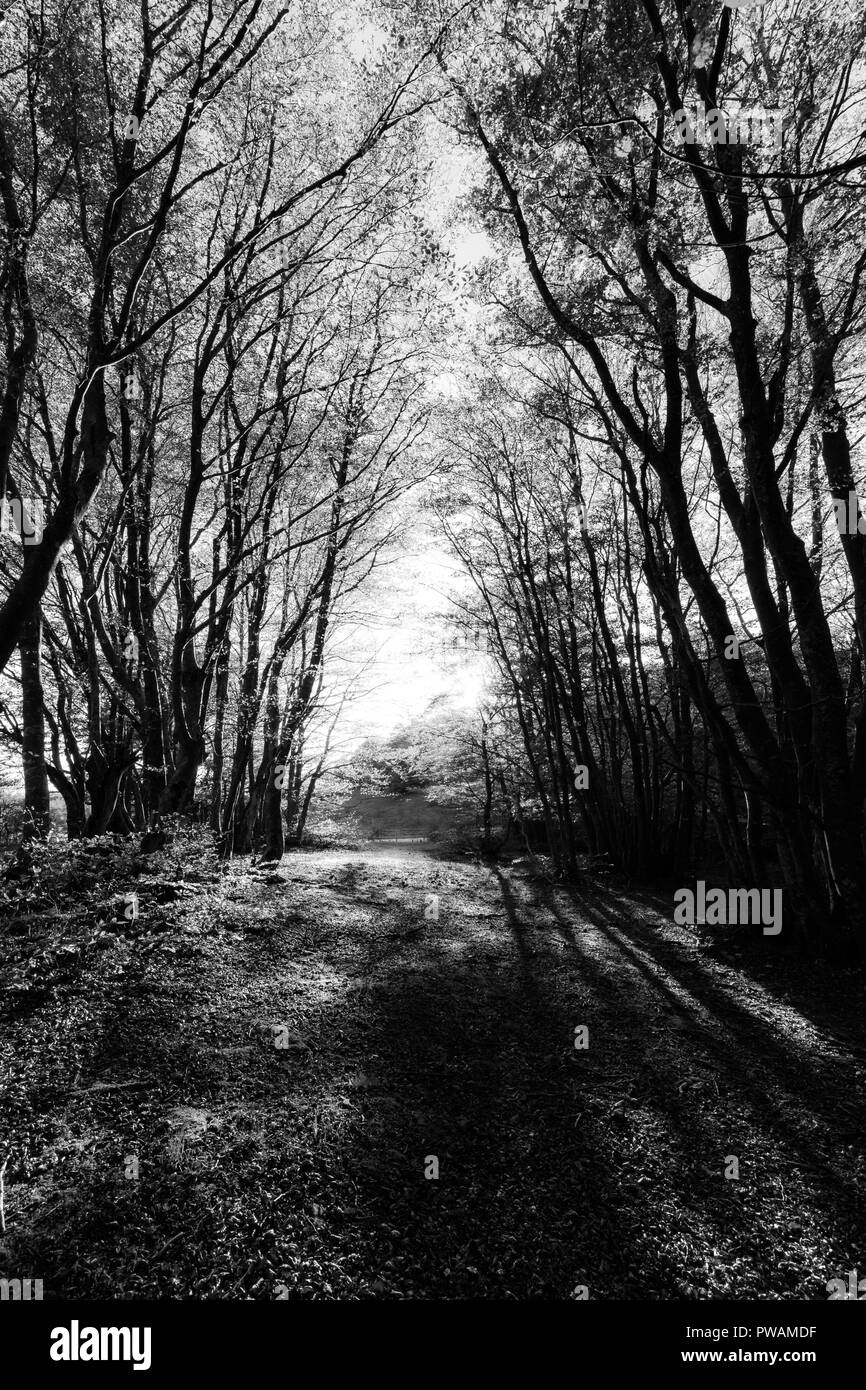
333;531;489;746
324;101;495;748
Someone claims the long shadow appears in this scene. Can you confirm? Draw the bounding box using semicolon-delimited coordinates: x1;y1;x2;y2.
16;854;863;1298
228;862;837;1298
580;880;865;1129
519;877;866;1296
627;878;866;1054
542;880;866;1210
500;878;784;1250
290;864;684;1298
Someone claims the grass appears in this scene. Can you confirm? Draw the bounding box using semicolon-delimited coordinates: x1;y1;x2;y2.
0;835;864;1298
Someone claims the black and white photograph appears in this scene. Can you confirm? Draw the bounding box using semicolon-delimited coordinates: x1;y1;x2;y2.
0;0;864;1357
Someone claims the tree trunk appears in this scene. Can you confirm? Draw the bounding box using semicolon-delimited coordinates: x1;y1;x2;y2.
19;610;50;841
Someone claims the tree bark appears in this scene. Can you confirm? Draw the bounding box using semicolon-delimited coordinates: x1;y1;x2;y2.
19;610;50;841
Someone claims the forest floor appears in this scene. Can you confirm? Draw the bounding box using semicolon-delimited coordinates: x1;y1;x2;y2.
1;838;864;1299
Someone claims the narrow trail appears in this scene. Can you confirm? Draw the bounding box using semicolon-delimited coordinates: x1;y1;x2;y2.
5;850;865;1298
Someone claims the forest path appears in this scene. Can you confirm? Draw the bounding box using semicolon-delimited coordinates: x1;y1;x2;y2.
3;849;865;1298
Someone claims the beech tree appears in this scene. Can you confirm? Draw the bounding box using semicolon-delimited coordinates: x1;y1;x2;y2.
417;0;866;948
0;0;440;670
0;0;443;848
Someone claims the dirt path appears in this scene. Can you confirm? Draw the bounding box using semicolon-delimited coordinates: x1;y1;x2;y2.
3;849;864;1298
